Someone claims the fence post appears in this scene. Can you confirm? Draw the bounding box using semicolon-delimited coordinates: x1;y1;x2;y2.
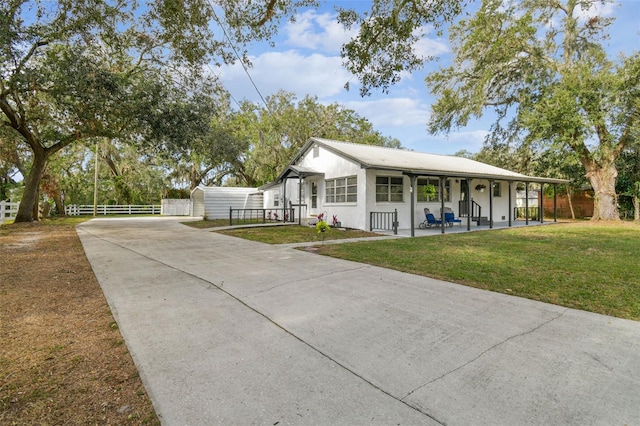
229;207;233;226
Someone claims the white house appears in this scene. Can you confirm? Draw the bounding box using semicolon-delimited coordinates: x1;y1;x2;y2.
261;138;567;235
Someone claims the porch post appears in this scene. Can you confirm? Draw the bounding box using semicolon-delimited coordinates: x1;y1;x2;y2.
508;181;513;227
540;183;544;223
440;176;446;234
467;179;472;231
489;179;494;229
410;174;416;237
525;182;529;225
554;183;558;222
298;176;302;226
282;179;287;222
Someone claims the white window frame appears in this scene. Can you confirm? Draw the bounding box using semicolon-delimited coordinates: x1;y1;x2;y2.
376;176;404;202
325;176;357;203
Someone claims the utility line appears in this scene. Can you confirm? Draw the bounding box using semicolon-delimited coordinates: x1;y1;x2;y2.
206;0;273;115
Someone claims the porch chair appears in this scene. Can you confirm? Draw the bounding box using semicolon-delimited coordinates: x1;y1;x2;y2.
445;211;463;227
419;208;442;229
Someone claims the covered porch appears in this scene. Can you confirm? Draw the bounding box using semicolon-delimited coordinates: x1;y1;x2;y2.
401;172;566;237
379;218;553;237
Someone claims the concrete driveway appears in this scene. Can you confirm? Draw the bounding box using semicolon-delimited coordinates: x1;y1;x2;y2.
77;217;640;425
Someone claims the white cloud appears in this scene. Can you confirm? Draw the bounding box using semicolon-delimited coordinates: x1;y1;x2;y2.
283;10;357;53
218;50;352;102
344;98;430;128
434;130;488;153
573;1;616;21
411;25;450;59
414;37;450;59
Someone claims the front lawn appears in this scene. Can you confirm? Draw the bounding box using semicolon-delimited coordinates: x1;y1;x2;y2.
215;224;381;244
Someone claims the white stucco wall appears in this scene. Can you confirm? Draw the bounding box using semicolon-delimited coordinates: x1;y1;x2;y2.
288;144;366;229
272;143;522;231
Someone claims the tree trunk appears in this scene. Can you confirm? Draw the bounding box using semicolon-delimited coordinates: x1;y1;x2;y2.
53;192;66;217
584;161;620;221
634;195;639;222
566;186;576;220
15;151;48;222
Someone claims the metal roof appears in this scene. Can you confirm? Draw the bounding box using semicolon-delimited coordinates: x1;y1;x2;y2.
308;138;568;184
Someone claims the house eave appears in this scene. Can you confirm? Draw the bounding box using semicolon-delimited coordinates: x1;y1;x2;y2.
362;165;569;185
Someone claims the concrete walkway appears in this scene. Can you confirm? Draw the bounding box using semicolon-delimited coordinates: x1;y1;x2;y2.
77;217;640;425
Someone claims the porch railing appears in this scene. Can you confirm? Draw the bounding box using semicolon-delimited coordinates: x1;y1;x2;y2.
459;200;482;225
229;207;295;226
370;209;398;235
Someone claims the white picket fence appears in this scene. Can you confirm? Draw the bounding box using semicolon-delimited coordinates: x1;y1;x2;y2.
0;201;19;224
65;204;161;216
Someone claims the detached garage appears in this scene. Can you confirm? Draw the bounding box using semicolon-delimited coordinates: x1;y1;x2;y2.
190;186;263;220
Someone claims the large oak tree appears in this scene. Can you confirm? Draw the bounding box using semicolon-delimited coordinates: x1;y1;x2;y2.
1;0;315;222
339;0;639;220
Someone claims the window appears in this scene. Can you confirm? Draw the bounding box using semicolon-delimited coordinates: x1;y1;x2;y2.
326;176;357;203
376;176;404;202
311;182;317;208
417;178;450;202
493;182;502;197
273;190;280;207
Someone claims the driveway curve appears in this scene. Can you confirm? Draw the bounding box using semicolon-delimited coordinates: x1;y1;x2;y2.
77;217;640;425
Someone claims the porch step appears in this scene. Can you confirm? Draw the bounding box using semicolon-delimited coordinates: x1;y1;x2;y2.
475;216;490;226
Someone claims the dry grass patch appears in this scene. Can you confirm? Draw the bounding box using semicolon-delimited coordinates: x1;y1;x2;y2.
0;220;158;425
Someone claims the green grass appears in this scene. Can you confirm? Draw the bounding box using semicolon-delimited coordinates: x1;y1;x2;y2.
183;219;245;228
215;225;381;244
315;222;640;321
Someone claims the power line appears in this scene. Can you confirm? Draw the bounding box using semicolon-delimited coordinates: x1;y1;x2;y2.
206;0;273;115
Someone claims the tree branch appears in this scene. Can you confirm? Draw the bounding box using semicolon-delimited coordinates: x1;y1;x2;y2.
255;0;278;27
12;40;49;83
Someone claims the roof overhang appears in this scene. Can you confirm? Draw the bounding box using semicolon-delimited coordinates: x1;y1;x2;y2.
394;168;569;184
276;164;324;182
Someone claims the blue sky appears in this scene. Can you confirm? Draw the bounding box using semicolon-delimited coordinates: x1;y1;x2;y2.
216;1;640;155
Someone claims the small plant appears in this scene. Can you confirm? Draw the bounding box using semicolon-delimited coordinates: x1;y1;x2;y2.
317;212;324;221
475;184;486;192
316;220;330;244
332;214;339;227
422;184;437;200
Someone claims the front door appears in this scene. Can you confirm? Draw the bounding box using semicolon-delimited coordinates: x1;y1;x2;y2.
460;180;469;216
310;181;318;215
